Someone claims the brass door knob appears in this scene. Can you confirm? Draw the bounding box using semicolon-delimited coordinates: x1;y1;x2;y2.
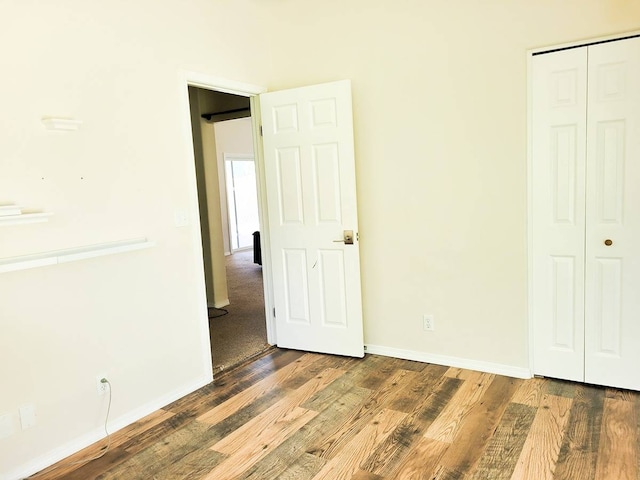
604;239;613;246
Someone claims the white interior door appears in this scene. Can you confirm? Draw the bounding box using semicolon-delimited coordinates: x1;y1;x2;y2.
260;80;364;357
531;47;588;382
532;36;640;390
584;37;640;390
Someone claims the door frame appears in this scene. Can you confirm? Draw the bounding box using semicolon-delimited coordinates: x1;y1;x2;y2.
526;29;640;376
179;72;277;369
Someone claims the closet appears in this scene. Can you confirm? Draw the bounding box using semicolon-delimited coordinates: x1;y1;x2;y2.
531;35;640;391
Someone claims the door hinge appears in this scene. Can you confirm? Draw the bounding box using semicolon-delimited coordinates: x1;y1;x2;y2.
273;307;276;318
260;125;263;136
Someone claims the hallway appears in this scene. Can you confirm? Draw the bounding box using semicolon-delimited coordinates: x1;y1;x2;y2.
209;249;269;374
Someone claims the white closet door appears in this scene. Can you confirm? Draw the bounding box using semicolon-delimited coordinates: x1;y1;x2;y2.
531;48;588;382
584;37;640;390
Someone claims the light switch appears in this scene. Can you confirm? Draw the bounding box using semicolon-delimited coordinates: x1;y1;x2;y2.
174;209;189;227
19;404;36;430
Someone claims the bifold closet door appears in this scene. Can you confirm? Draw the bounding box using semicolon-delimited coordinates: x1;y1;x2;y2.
531;47;588;383
584;37;640;391
532;36;640;390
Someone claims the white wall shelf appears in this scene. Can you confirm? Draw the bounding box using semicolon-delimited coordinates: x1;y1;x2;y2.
0;238;155;274
41;117;83;131
0;212;53;226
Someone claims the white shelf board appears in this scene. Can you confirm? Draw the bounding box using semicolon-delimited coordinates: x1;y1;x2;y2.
0;238;155;274
41;117;83;131
0;212;52;226
0;205;23;216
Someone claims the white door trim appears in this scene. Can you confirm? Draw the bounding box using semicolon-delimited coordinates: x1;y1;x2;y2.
183;71;267;96
249;95;277;344
528;30;640;56
178;72;276;373
526;29;640;377
224;153;255;161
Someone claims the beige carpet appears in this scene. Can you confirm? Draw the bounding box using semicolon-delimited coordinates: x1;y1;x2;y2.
209;249;270;374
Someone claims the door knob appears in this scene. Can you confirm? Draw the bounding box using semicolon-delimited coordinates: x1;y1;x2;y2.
604;239;613;246
333;230;354;245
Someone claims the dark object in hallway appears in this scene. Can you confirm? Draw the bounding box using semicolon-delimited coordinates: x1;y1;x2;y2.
253;231;262;265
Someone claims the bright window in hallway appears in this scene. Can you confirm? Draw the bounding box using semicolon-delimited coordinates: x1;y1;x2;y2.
225;156;259;250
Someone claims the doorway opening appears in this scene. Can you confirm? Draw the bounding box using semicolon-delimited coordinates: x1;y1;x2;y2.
187;86;270;374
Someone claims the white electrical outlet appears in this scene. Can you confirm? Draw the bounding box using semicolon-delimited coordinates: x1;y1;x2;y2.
423;314;435;331
96;376;109;395
0;412;14;439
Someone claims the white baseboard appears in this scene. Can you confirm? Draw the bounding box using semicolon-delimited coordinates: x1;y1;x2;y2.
364;344;532;380
7;374;212;480
209;299;229;309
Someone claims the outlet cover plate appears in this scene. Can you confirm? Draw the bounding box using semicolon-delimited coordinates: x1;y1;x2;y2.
96;375;109;395
174;209;189;227
423;314;435;331
0;412;14;439
19;404;36;430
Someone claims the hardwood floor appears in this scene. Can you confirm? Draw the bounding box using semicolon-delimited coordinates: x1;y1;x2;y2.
30;350;639;480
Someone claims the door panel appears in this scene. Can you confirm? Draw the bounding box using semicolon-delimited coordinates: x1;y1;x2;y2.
550;256;577;350
276;147;304;224
260;80;364;357
283;249;310;324
317;249;347;327
593;258;622;355
313;144;342;223
531;48;588;382
584;37;640;390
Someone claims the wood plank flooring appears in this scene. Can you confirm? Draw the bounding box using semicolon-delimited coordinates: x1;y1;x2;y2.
30;349;640;480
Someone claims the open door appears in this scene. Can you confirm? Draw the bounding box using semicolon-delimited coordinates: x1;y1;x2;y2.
260;80;364;357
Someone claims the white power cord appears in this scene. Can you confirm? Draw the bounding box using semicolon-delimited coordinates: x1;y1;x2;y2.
26;378;113;478
69;378;112;465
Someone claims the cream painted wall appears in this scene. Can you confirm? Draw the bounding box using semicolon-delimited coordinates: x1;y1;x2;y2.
191;88;230;308
2;0;640;477
260;0;640;368
0;1;272;478
200;118;230;307
189;88;217;307
214;118;255;254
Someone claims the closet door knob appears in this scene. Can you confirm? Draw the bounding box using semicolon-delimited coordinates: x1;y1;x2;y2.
604;239;613;246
